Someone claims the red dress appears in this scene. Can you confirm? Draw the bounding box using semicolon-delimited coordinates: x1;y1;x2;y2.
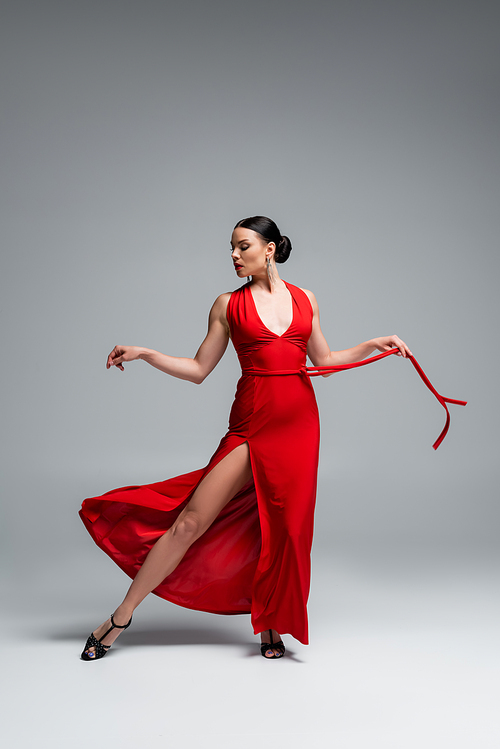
79;281;466;645
80;282;319;644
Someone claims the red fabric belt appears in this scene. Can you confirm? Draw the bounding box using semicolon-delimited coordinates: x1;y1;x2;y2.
241;348;467;450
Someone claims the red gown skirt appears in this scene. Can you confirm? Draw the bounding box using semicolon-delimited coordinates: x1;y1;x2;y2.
80;282;319;645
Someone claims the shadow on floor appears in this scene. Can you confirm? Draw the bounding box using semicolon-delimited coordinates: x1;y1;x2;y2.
42;623;302;660
46;623;246;646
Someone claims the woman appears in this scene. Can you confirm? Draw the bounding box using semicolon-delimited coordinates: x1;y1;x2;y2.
79;215;414;661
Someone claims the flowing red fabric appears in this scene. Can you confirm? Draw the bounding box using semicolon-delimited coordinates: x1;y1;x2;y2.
79;281;466;645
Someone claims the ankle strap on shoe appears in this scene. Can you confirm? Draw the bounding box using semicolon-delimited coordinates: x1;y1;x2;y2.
110;613;132;630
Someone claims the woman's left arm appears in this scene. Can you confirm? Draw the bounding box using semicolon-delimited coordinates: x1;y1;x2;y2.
303;289;412;374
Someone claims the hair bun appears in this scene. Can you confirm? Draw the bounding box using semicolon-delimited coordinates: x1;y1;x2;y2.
275;235;292;264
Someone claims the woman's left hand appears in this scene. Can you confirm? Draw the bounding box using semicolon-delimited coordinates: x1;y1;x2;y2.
372;335;413;358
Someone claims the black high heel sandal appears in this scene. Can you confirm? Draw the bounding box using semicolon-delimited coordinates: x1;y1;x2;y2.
81;613;133;661
260;628;286;659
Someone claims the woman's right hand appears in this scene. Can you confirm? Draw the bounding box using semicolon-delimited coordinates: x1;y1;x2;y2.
106;345;142;371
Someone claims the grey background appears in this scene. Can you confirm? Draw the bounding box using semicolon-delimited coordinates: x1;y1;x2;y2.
1;1;499;747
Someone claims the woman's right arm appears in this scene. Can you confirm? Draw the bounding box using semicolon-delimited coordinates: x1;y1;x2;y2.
106;293;231;384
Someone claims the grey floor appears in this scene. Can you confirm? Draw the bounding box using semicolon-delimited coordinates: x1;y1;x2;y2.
2;542;499;749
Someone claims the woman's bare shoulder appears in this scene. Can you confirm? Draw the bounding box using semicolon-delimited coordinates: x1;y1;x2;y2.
209;291;233;321
212;291;232;309
297;287;318;312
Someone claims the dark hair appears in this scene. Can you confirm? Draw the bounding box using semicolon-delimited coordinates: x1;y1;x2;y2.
234;215;292;264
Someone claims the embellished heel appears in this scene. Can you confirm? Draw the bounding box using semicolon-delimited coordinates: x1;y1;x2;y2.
260;628;286;659
81;613;133;661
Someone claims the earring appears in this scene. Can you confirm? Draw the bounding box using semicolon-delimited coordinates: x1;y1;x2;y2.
267;257;277;286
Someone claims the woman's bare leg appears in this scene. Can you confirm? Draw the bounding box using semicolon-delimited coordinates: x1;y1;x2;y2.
85;443;284;656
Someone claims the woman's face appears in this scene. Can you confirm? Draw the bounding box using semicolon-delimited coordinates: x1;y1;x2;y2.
230;227;274;278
